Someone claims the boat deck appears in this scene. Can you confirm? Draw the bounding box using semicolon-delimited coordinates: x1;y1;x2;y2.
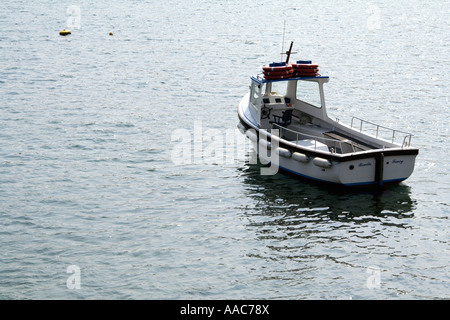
261;113;378;154
322;131;374;151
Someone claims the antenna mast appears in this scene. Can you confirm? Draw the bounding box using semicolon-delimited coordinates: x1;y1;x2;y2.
280;21;296;63
280;21;286;62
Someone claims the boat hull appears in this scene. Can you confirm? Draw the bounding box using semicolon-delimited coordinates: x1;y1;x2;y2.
244;136;416;187
238;102;418;188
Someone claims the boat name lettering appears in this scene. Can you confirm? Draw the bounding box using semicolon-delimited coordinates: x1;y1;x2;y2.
358;162;372;167
392;159;404;164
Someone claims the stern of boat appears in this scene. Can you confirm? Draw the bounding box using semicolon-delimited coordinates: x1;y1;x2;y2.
338;152;417;186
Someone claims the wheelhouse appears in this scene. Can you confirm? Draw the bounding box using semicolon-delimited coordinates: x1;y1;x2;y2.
249;76;330;128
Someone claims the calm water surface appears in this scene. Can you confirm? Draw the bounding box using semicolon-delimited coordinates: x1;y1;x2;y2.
0;0;448;299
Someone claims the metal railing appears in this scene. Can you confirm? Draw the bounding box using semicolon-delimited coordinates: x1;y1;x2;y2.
271;123;355;154
350;117;413;147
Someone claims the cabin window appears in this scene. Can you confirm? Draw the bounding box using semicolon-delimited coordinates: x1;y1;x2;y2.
296;80;321;108
269;81;288;97
250;81;265;110
250;83;260;109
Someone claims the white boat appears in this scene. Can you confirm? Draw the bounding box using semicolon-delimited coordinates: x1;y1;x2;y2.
237;47;419;187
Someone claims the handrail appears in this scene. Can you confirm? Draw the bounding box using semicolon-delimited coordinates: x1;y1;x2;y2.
350;116;413;147
270;118;413;154
271;123;352;154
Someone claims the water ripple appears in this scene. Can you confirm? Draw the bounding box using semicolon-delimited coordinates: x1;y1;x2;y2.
0;0;448;300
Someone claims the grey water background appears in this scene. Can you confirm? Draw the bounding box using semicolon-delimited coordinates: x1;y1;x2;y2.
1;0;448;299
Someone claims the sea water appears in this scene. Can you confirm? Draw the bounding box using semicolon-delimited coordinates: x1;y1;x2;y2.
0;0;448;299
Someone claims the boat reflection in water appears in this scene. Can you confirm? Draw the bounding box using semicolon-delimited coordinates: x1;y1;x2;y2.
239;160;416;228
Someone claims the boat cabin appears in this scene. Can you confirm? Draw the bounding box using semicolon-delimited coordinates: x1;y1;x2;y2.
248;76;330;129
246;74;405;155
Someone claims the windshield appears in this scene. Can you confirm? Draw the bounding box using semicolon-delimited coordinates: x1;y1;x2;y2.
268;81;288;97
296;80;321;108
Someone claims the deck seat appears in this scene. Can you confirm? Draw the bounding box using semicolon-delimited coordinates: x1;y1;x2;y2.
270;109;293;127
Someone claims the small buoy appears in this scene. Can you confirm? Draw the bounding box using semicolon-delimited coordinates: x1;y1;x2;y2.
59;29;71;36
109;32;113;36
313;157;332;168
259;139;271;150
245;129;257;142
293;152;310;163
275;147;292;158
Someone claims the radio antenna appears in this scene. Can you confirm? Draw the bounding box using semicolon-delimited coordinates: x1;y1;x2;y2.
280;21;297;63
280;21;286;62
